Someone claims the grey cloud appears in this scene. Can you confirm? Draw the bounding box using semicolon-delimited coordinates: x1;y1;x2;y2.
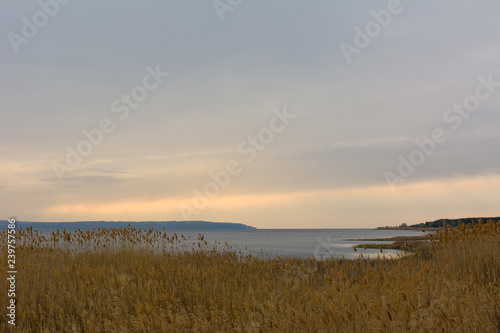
0;0;499;222
40;175;135;186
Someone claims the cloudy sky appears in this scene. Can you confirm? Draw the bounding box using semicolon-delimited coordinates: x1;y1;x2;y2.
1;0;499;228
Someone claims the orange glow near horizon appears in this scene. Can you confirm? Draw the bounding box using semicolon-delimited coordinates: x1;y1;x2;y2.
42;174;500;227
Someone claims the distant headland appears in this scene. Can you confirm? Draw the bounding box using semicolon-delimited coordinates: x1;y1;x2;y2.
0;220;257;231
377;216;500;230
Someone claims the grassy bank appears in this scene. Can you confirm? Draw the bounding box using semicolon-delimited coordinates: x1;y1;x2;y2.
352;235;429;251
349;236;428;242
1;222;499;332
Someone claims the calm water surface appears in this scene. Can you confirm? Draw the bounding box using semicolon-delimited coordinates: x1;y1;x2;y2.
178;229;430;259
10;221;430;259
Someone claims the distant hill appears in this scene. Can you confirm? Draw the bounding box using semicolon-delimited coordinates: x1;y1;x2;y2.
411;217;500;229
377;216;500;230
0;220;257;231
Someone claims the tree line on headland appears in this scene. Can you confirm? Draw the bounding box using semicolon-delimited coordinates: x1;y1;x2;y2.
378;216;500;229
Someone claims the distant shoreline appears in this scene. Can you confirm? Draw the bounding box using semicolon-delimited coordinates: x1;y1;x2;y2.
0;220;257;230
376;226;441;231
377;216;500;230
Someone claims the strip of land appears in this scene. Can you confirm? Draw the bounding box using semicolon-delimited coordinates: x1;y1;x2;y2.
348;236;427;242
0;220;257;230
352;236;429;251
377;216;500;230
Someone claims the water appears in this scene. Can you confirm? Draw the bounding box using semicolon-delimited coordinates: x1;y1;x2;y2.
7;221;429;259
169;229;430;259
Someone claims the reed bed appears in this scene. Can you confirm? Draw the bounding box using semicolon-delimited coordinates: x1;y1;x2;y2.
0;221;499;332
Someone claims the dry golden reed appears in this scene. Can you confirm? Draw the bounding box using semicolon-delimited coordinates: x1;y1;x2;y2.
0;221;499;332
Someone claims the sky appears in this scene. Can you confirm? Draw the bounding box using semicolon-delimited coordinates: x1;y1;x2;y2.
1;0;499;228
